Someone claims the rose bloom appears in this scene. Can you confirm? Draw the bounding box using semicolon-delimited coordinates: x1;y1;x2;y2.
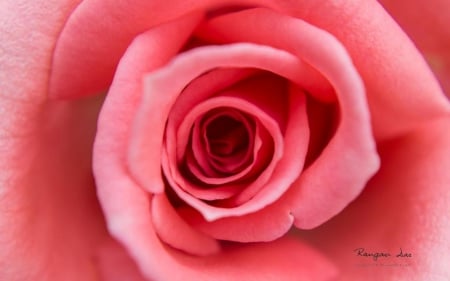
1;0;449;280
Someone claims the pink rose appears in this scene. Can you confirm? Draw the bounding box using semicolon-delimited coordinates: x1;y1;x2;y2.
1;1;449;281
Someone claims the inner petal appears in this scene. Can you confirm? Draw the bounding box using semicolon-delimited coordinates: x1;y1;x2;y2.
201;108;253;175
206;113;249;158
169;72;288;192
167;95;281;201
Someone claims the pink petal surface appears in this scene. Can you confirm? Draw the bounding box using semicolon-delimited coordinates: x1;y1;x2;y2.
49;0;336;101
273;0;450;139
379;0;450;97
0;97;108;281
91;11;197;279
226;85;309;207
179;201;294;242
197;8;379;228
299;116;450;281
97;238;148;281
50;1;201;99
1;1;107;281
94;12;201;198
99;225;337;281
303;97;339;166
182;151;244;199
130;43;312;221
151;193;221;256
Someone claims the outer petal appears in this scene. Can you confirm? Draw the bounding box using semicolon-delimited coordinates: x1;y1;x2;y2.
96;238;148;281
94;12;201;196
50;0;205;99
50;0;339;100
96;157;337;281
299;116;450;281
379;0;450;97
179;201;294;243
1;1;106;281
52;0;449;139
49;0;265;99
96;222;337;281
0;98;108;281
0;0;80;102
151;193;221;256
52;0;450;142
92;10;198;279
273;0;450;139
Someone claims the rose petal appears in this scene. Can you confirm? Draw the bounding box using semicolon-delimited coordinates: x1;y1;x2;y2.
271;1;450;138
49;0;204;99
49;0;335;100
226;85;309;207
94;12;200;201
187;107;258;181
167;97;274;201
0;98;108;281
152;193;221;256
97;238;148;281
304;97;339;166
186;116;267;187
98;211;337;281
97;140;336;279
165;73;286;200
197;109;255;175
93;14;199;278
162;95;284;211
379;0;450;97
197;7;379;229
169;71;285;187
1;1;106;280
178;201;294;243
129;43;313;221
52;0;449;131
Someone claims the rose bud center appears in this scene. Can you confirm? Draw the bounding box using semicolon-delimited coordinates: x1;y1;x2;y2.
201;108;254;175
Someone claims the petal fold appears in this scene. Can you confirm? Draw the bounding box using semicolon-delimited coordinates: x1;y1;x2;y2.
152;194;221;256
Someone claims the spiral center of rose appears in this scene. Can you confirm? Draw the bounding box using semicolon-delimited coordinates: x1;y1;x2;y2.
205;115;249;157
163;72;286;205
199;107;254;176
